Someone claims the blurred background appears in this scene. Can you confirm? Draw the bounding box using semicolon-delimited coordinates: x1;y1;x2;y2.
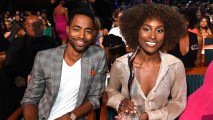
0;0;49;13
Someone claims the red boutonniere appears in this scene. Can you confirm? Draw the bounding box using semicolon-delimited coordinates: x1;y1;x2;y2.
90;69;95;77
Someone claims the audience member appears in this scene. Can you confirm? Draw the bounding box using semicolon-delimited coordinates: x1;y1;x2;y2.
0;26;10;70
179;61;213;120
168;7;203;68
106;4;187;120
102;34;126;71
111;7;123;28
4;19;12;38
46;0;58;29
197;15;212;38
4;15;57;113
21;8;107;119
0;21;7;34
6;22;24;42
108;9;126;45
53;0;69;45
42;18;53;37
94;17;108;48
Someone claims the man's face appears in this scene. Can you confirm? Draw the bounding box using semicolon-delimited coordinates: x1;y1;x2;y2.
5;21;11;30
67;14;94;53
24;16;40;37
24;19;35;37
15;15;21;22
113;12;122;27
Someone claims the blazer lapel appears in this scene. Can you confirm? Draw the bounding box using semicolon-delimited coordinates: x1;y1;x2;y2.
75;47;93;107
51;45;66;101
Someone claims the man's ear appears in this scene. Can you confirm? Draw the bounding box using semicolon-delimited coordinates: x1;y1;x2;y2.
66;26;69;34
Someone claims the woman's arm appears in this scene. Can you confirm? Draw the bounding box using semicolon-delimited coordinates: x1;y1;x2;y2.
64;7;69;21
195;35;203;66
105;60;127;111
207;28;212;35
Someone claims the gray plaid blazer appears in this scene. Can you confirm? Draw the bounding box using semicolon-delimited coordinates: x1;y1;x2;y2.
21;45;107;120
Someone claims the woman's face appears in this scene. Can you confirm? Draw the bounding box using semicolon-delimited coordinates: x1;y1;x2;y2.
42;19;47;25
138;18;165;54
200;18;208;28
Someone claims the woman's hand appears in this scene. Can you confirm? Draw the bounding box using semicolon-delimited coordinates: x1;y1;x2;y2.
116;98;138;120
140;112;149;120
118;98;136;114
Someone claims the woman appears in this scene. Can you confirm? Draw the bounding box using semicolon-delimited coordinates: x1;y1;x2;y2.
168;7;203;68
197;15;212;38
42;18;53;37
105;4;187;120
53;0;69;45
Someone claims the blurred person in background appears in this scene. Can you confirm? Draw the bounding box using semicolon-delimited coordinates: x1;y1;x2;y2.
53;0;69;45
4;19;12;38
3;15;57;115
197;15;212;38
42;18;53;37
102;34;126;71
168;7;203;68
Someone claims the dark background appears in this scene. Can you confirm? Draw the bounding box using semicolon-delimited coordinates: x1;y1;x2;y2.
1;0;211;14
0;0;50;13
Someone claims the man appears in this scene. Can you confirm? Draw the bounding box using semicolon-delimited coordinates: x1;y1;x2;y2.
21;8;107;120
108;9;127;45
4;15;57;115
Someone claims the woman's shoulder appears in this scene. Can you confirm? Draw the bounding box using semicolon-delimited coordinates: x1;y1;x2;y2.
160;52;183;65
207;28;212;35
115;53;132;65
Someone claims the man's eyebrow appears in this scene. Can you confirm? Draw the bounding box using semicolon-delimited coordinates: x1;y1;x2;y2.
71;25;93;30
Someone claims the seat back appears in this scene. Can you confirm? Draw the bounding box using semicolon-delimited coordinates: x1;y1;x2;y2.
204;49;213;65
186;75;204;96
185;67;207;96
204;37;213;46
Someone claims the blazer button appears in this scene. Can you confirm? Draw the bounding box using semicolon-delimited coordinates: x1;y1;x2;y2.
42;117;46;120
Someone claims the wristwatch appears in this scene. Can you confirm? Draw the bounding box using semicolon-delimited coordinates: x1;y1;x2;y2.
70;112;76;120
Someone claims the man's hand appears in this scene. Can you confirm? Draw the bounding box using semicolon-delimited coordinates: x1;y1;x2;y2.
55;113;71;120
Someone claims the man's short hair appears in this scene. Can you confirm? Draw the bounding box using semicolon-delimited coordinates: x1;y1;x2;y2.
68;8;95;26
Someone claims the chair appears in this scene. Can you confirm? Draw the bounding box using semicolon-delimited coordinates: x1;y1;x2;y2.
0;52;6;70
7;107;23;120
8;107;96;120
205;35;213;38
98;67;208;120
204;37;213;46
100;92;108;120
204;49;213;65
185;66;207;96
186;75;204;96
100;92;118;120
